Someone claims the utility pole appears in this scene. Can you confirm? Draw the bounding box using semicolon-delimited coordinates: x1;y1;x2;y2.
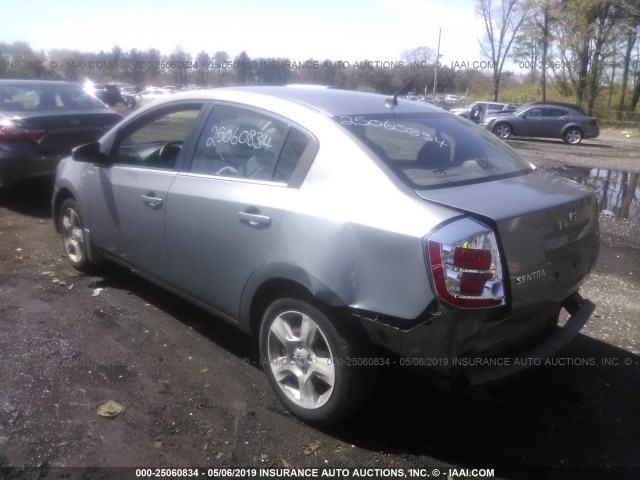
431;28;441;99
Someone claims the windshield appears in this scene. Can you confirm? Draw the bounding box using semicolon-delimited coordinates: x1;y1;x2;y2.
0;83;106;112
336;112;533;189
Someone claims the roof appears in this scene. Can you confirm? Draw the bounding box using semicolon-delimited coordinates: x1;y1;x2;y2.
522;101;586;115
173;86;443;117
0;79;79;87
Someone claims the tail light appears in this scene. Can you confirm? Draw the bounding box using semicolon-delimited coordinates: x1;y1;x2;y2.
0;120;45;144
590;119;599;126
427;218;505;309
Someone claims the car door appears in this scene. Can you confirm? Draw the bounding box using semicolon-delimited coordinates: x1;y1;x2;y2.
88;102;206;281
538;108;568;138
165;104;315;320
517;107;546;136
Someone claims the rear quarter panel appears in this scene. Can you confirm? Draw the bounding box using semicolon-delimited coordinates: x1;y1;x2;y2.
248;115;460;322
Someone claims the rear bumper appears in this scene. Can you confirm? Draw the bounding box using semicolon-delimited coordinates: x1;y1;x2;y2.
453;295;595;393
0;153;63;188
357;293;595;393
584;127;600;139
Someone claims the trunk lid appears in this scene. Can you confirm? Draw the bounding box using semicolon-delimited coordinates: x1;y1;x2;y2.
15;110;121;153
417;170;599;315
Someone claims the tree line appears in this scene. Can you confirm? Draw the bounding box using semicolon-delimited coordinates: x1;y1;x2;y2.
0;41;500;97
479;0;640;116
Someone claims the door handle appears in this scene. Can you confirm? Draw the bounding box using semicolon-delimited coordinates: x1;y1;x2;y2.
238;211;271;226
142;192;163;209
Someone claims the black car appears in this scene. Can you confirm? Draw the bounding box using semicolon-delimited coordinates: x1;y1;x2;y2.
120;86;140;108
93;84;124;107
0;80;122;188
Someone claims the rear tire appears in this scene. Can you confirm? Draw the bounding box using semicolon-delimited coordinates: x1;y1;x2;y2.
563;128;583;144
259;297;375;426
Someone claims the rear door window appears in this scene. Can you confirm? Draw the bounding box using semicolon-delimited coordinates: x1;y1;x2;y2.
544;108;567;117
190;105;311;184
0;83;105;111
526;108;545;118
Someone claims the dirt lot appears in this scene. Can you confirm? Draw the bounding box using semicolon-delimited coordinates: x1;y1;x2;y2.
0;132;639;479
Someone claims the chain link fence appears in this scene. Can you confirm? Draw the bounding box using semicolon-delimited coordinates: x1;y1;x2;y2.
591;109;640;129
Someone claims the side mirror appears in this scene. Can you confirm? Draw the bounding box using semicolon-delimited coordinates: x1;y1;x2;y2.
72;142;107;163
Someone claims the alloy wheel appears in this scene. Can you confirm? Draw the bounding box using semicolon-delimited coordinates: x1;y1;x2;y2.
266;310;335;409
61;207;85;264
495;124;512;139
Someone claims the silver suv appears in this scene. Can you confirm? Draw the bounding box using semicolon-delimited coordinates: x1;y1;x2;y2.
53;87;599;425
450;101;514;122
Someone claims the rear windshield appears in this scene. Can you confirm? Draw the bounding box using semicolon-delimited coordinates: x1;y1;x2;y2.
336;112;533;189
0;83;106;112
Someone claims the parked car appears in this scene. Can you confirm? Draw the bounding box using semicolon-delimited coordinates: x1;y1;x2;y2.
120;85;140;109
401;95;444;109
450;101;514;122
135;87;173;107
122;87;172;109
52;87;599;425
419;98;444;108
0;80;122;188
92;84;124;107
482;103;599;144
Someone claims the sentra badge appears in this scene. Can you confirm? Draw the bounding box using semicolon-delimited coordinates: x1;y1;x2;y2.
516;269;546;285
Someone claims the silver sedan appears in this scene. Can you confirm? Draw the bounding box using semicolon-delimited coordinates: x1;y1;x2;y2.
53;87;599;425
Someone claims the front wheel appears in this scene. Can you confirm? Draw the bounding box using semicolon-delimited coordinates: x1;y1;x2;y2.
494;123;512;139
259;298;375;425
60;198;97;273
563;128;583;144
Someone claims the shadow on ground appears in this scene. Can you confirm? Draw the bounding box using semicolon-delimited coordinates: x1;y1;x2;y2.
0;178;54;219
94;266;640;478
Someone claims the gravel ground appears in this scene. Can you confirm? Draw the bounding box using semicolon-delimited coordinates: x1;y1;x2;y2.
0;131;639;479
507;130;640;174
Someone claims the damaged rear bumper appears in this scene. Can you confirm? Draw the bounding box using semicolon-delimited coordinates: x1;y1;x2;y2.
357;293;595;394
452;295;595;393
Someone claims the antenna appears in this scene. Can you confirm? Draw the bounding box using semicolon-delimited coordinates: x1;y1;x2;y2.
386;74;419;107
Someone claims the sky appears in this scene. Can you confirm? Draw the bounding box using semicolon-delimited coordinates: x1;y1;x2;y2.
1;0;486;66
